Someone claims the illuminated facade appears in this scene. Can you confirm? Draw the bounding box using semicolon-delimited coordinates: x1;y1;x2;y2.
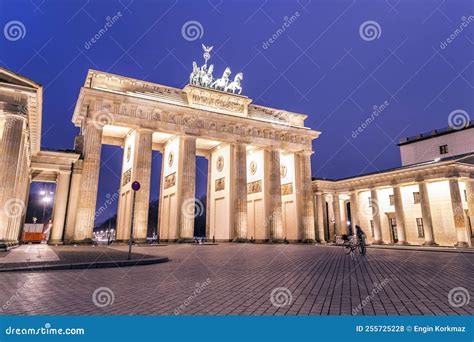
1;64;473;250
0;66;319;249
313;125;474;247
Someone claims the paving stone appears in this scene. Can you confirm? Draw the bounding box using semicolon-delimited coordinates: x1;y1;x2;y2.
0;244;472;315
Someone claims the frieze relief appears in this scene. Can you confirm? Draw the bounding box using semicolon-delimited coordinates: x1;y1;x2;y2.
164;172;176;189
89;99;313;149
122;168;131;186
281;183;293;196
247;180;262;194
215;177;225;191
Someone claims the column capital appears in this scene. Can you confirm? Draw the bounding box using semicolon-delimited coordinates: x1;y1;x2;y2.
297;150;313;157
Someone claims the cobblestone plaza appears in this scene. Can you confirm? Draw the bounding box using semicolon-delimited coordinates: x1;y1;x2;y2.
1;244;472;316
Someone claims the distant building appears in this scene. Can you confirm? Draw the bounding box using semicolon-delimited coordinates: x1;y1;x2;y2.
399;123;474;166
312;125;474;247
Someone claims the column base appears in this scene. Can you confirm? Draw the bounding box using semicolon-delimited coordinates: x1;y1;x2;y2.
177;238;194;243
396;241;410;245
0;240;19;251
48;240;64;245
455;242;469;248
71;239;94;245
372;240;384;245
302;239;316;244
232;237;248;243
422;241;438;247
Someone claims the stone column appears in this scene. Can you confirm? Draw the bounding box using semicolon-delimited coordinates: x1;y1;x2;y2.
156;148;165;241
370;188;383;244
299;152;316;242
466;179;474;242
64;161;82;242
268;149;283;241
315;192;326;242
178;136;196;240
332;193;342;236
7;128;28;241
73;124;103;241
418;181;436;245
349;190;360;234
49;171;71;244
449;178;470;247
392;185;408;244
205;155;211;240
0;113;26;244
233;144;248;241
132;129;153;242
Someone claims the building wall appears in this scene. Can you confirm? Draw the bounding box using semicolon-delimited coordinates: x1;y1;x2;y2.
400;128;474;165
343;182;468;246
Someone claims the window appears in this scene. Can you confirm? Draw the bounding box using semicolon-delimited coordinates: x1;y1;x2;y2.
439;144;448;154
389;194;394;206
368;196;372;207
413;192;421;204
370;220;374;237
416;218;424;238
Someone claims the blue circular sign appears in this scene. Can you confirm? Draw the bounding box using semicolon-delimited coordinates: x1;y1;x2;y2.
131;181;141;191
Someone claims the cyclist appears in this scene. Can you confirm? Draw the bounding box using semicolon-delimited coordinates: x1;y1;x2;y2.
355;225;367;255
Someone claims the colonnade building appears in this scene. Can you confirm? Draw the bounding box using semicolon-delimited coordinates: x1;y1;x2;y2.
313;124;474;247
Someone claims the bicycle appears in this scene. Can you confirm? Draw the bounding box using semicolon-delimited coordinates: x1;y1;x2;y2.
342;235;366;256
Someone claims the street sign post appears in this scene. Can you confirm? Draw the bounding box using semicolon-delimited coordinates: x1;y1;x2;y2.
128;181;141;260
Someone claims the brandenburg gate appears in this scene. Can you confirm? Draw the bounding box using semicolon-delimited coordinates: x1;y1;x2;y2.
0;46;320;247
